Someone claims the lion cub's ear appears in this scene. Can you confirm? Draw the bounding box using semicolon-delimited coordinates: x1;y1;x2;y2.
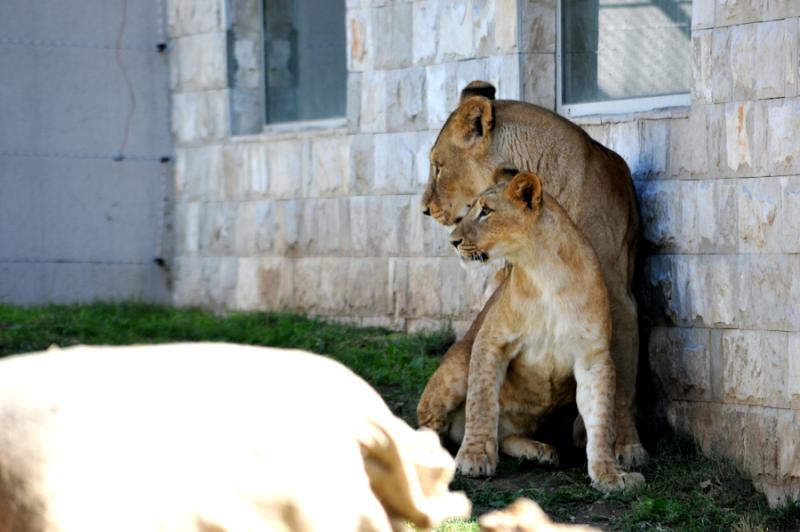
459;80;497;103
453;96;494;149
507;172;543;210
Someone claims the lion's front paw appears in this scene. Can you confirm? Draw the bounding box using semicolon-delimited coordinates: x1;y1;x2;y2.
591;461;646;493
455;439;498;477
417;409;449;435
615;443;650;469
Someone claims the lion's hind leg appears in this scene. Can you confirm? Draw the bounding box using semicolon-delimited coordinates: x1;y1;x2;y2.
500;435;559;466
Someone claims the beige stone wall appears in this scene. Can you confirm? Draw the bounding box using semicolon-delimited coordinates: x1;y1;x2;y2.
572;1;800;505
167;0;555;334
166;0;800;505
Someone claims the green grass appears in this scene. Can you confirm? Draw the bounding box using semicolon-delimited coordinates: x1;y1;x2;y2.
2;303;799;531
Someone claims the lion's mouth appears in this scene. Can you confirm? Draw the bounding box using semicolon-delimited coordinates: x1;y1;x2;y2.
458;246;489;263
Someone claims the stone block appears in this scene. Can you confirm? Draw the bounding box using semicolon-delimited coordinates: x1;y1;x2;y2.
365;195;407;256
766;97;800;176
648;255;739;328
777;410;800;488
174;202;201;254
373;3;413;69
347;8;373;72
437;1;474;62
268;139;309;198
692;30;713;104
781;177;800;253
438;256;470;318
360;70;387;133
730;21;786;101
520;0;554;53
521;53;555;109
637;120;668;179
407;258;443;318
722;100;768;177
169;32;228;92
234;201;276;256
200;256;238;309
310;136;351;196
201;202;237;256
649;327;711;401
171;256;204;307
313;198;345;255
388;257;410;318
372;133;417;194
232;37;261;90
722;330;788;408
347;73;361;132
344;258;390;314
472;0;497;57
668;402;780;481
174;145;224;201
171;90;230;145
785;18;799;98
737;255;800;332
292;258;322;311
316;258;351;313
486;54;522;100
738;177;781;253
710;28;732;103
683;179;737;253
385;67;428;131
412;0;438;65
715;0;763;27
166;0;224;38
692;0;715;30
414;130;437;190
605;121;640;177
222;143;269;200
425;62;458;129
242;257;294;311
347;134;374;196
667;107;713;178
347;196;368;255
636;180;682;251
789;334;800;409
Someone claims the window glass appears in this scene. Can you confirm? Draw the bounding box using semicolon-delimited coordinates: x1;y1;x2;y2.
264;0;346;123
561;0;692;105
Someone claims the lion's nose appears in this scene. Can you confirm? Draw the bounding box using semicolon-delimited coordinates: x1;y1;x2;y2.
422;207;431;216
450;238;462;249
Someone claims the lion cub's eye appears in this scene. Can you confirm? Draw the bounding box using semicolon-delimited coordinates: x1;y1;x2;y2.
479;205;493;218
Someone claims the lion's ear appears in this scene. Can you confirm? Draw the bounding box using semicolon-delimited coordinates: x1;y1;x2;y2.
491;167;518;184
459;80;497;104
453;96;494;148
506;172;543;210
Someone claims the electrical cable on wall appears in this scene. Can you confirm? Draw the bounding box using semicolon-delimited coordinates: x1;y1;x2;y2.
113;0;136;162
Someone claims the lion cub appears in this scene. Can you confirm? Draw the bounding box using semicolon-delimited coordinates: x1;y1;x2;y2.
446;172;643;492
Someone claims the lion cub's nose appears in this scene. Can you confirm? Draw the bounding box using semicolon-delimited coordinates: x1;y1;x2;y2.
450;238;462;249
422;207;431;216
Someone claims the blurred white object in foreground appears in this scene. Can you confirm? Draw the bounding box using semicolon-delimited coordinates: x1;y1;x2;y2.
479;498;599;532
0;343;470;531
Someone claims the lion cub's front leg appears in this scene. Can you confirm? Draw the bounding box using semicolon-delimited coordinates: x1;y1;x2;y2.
455;333;512;477
575;349;644;492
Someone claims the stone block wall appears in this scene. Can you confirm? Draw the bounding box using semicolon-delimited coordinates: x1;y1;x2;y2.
168;0;556;334
167;0;800;504
573;1;800;505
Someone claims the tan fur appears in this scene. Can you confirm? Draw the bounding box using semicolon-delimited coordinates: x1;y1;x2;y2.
419;81;646;468
437;173;644;492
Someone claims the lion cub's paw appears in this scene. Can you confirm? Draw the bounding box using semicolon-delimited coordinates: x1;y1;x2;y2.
615;443;650;469
591;462;645;493
456;439;498;477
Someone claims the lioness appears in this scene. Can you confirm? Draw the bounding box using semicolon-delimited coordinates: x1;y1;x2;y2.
418;81;646;468
447;172;644;492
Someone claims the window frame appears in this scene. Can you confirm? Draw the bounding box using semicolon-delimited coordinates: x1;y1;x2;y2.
555;0;691;118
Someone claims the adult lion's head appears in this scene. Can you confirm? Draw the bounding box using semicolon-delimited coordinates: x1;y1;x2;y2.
421;81;510;227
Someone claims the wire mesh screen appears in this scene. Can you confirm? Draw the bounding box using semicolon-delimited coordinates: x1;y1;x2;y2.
561;0;692;105
264;0;347;123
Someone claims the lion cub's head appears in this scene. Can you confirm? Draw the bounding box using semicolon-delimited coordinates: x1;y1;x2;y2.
449;172;543;264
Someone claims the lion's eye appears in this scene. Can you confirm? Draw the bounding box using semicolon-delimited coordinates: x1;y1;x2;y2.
479;206;493;218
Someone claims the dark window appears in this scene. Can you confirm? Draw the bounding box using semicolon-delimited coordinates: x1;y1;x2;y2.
264;0;347;123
